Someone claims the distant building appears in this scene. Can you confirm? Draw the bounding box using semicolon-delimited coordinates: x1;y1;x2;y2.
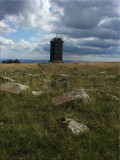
49;37;64;62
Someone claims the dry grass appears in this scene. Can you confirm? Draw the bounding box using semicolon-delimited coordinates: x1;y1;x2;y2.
0;62;119;160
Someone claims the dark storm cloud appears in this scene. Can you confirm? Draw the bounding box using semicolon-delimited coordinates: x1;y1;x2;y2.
51;0;119;29
0;1;28;20
49;0;119;56
52;26;119;40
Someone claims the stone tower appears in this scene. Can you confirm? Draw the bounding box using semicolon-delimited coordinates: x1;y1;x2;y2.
49;37;64;62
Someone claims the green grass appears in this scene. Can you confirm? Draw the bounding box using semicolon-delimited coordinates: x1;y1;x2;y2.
0;62;119;160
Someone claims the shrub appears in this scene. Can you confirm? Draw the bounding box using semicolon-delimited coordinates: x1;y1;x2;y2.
2;59;20;64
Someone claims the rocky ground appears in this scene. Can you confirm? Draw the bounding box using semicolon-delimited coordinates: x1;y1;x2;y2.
0;62;119;160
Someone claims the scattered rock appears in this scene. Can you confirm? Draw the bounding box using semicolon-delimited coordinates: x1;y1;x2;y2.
43;79;50;83
38;63;48;67
32;91;42;96
58;77;69;87
99;71;106;74
0;76;15;82
107;94;119;101
82;73;90;76
52;89;91;105
88;75;98;78
52;74;69;78
60;74;69;77
86;88;99;91
62;118;89;135
34;74;41;78
28;73;46;78
9;69;17;73
44;84;49;89
0;121;3;128
0;82;29;93
51;77;69;88
108;75;116;79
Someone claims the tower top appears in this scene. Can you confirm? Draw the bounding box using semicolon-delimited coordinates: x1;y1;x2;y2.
50;37;64;43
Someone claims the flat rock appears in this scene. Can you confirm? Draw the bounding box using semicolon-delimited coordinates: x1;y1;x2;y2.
32;91;42;96
99;71;106;74
62;118;89;135
0;82;29;93
52;89;91;105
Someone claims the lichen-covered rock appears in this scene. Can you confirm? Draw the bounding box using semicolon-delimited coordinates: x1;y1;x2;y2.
52;89;91;105
62;118;89;135
0;82;29;93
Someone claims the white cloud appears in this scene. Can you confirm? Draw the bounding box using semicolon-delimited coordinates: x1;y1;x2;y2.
0;36;14;45
0;0;119;61
0;21;17;34
0;36;49;60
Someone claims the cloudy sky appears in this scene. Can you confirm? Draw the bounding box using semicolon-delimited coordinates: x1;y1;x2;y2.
0;0;119;61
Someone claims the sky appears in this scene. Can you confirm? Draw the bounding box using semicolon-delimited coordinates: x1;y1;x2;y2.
0;0;120;61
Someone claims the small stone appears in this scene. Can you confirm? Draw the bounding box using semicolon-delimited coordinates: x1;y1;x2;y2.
0;122;3;128
28;74;32;76
60;74;69;77
44;84;49;89
52;74;69;78
57;77;69;88
107;94;119;101
62;118;89;135
32;74;42;78
32;91;42;96
0;76;15;82
99;71;106;74
88;75;98;78
108;75;116;79
86;88;99;91
43;79;50;83
9;69;17;73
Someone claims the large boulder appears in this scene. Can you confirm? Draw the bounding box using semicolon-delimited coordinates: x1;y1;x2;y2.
0;82;29;93
62;118;89;135
52;89;91;105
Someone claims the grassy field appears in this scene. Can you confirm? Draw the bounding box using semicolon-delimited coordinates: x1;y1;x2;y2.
0;62;119;160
